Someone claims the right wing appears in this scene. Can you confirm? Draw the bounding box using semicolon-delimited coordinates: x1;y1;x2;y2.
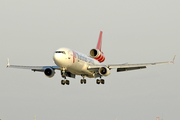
6;58;60;72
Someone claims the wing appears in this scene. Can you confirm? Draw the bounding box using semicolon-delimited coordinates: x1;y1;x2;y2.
6;58;60;72
88;55;176;72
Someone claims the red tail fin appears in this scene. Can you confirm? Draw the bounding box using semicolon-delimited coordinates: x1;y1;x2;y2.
90;31;105;62
96;31;103;51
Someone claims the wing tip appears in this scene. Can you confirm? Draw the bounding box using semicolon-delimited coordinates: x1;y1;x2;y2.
171;55;176;64
7;58;10;68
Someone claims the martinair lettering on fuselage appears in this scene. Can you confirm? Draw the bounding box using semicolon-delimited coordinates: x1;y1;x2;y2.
72;51;76;63
75;51;95;65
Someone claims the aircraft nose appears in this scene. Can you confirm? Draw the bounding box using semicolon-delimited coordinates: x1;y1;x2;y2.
53;52;66;67
53;48;72;67
53;53;60;63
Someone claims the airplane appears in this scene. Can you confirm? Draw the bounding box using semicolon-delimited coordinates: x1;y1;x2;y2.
7;31;176;85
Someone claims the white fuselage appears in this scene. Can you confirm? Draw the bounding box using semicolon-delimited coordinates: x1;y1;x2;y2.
53;48;101;78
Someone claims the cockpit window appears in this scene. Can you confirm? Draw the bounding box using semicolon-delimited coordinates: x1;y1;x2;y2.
55;51;66;54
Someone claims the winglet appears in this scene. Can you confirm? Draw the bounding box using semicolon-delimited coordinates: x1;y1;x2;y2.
96;31;103;51
7;58;10;68
171;55;176;64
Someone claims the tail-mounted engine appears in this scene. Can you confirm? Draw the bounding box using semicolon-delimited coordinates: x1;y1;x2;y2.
99;67;110;76
90;49;105;63
44;68;55;78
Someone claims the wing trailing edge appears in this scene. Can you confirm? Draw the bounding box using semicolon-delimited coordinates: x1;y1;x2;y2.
117;66;146;72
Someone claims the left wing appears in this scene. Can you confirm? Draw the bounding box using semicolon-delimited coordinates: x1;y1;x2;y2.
88;55;176;72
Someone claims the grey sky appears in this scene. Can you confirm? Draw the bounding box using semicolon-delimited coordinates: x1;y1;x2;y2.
0;0;179;120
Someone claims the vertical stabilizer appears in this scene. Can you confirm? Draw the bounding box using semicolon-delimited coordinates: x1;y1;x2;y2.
96;31;103;51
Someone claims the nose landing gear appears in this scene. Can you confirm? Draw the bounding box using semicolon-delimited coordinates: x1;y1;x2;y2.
61;67;70;85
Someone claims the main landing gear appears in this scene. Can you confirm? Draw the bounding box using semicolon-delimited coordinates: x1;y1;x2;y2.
80;76;86;84
80;79;86;84
96;79;105;84
96;76;105;84
61;80;70;85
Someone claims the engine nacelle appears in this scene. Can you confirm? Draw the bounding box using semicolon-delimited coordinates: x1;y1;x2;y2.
44;68;55;78
99;67;110;76
90;49;105;63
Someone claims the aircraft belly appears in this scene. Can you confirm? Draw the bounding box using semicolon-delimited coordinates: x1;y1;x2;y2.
68;60;95;78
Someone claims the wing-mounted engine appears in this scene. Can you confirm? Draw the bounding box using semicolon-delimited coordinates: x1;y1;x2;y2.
99;67;110;76
90;49;105;63
44;68;55;78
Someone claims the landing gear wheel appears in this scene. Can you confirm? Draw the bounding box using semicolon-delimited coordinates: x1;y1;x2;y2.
84;79;86;84
101;79;105;84
61;80;65;85
80;79;83;84
96;79;100;84
80;79;86;84
66;80;70;85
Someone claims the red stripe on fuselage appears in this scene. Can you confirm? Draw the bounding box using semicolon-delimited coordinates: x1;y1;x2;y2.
73;51;77;63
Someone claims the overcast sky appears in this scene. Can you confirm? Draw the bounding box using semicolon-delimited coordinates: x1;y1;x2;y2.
0;0;179;120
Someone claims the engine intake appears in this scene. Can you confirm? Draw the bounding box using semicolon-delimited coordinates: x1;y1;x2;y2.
90;49;105;62
99;67;110;76
44;68;55;78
